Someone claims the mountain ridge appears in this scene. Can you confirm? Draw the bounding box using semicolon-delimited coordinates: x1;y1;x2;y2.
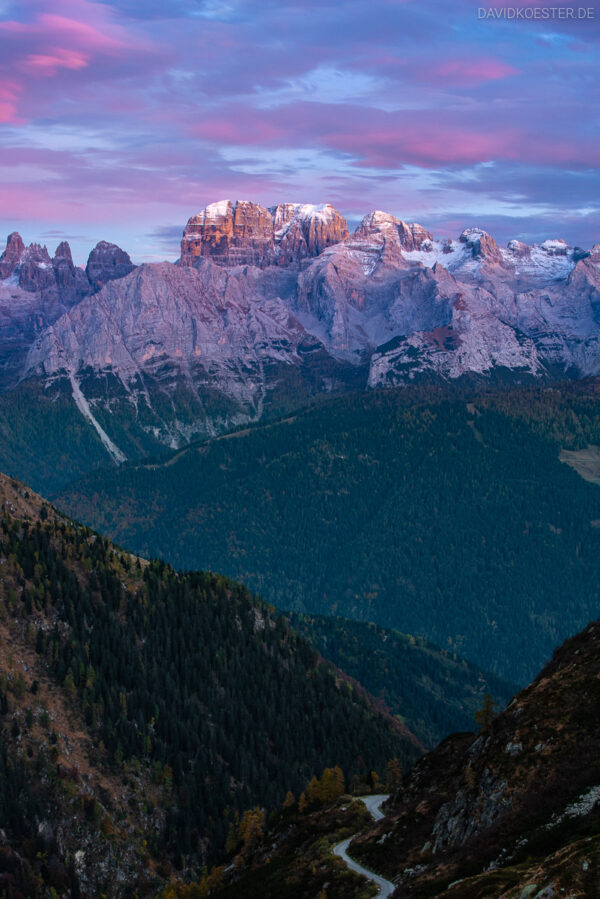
2;200;600;477
0;469;419;894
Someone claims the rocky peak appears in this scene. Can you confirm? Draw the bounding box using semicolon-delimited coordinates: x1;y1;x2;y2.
180;200;348;269
0;231;26;279
271;203;349;264
355;211;433;251
460;227;502;263
507;238;531;257
52;241;91;305
0;233;90;303
18;243;55;292
53;241;74;264
86;241;135;290
180;200;274;268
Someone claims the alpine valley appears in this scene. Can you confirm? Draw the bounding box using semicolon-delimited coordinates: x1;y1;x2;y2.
2;201;600;897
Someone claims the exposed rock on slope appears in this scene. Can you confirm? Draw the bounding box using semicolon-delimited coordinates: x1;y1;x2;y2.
0;235;92;386
349;619;600;896
25;259;345;451
0;231;26;279
52;240;92;304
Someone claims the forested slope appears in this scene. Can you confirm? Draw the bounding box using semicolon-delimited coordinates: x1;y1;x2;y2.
288;614;515;748
0;474;415;893
58;383;600;682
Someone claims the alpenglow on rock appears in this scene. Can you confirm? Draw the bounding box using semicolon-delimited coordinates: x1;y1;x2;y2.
2;204;600;467
179;199;349;268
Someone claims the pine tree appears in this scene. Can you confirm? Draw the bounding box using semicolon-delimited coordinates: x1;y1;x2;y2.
474;692;496;730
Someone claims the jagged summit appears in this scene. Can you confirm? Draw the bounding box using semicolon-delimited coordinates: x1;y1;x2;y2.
0;233;134;299
179;199;348;268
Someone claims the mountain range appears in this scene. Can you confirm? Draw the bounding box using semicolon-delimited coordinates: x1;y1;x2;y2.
2;199;600;484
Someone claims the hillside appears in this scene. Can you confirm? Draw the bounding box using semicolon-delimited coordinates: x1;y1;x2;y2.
58;383;600;683
287;614;516;749
0;473;418;895
349;617;600;896
210;615;600;898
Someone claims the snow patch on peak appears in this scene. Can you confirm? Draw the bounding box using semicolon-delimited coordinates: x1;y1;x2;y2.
204;199;234;220
359;210;402;230
402;240;472;272
540;239;569;256
460;228;489;245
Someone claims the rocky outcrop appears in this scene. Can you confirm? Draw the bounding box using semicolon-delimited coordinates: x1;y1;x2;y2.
0;233;91;303
349;618;600;896
85;241;135;290
25;260;333;441
179;200;349;269
272;202;349;264
0;235;58;293
16;243;56;292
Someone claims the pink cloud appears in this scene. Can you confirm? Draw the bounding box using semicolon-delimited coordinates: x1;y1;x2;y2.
188;101;600;169
0;81;22;123
37;13;132;54
431;58;520;84
24;49;89;74
0;0;157;120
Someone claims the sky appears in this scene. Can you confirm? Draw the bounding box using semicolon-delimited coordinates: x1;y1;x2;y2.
0;0;599;264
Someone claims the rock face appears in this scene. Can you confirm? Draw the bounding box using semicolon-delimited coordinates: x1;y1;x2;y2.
25;260;343;450
459;227;503;263
180;200;275;268
16;243;56;292
179;200;349;268
272;202;349;264
85;240;135;289
0;233;91;302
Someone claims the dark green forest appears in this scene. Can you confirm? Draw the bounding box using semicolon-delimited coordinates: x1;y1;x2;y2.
0;508;414;869
287;614;515;748
58;383;600;683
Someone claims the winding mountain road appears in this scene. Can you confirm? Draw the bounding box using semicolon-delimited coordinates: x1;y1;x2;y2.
333;794;395;897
